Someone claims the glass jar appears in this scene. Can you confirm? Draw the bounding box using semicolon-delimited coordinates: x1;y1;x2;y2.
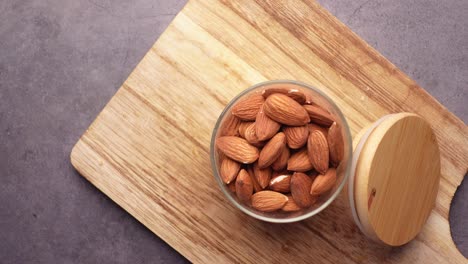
210;80;353;223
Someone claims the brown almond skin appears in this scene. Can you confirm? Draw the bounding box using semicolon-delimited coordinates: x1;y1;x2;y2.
283;125;309;149
268;174;291;193
307;131;329;174
287;148;314;172
247;166;262;193
304;92;314;105
308;170;319;181
271;145;290;171
253;162;272;189
238;122;254;138
219;112;241;136
244;123;261;145
255;105;281;141
220;157;241;184
243;123;266;148
251;191;288;212
290;172;314;208
258;132;286;168
303;105;334;127
310;168;337;196
272;170;289;178
261;88;306;104
232;94;264;121
308;123;328;138
328;122;344;167
236;169;253;202
264;94;310;126
282;195;301;212
227;182;236;193
216;136;259;164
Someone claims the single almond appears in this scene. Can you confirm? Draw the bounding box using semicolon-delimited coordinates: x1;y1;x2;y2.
310;168;337;196
253;162;272;189
238;122;254;138
255;105;281;141
271;145;290;171
287;148;313;172
244;123;262;145
216;136;259;164
220;157;241;184
247;166;262;193
290;172;314;208
303;105;334;127
283;125;309;149
269;174;291;193
307;130;329;174
261;88;306;104
232;94;264;121
308;123;328;138
219;112;241;136
251;191;288;212
236;169;253;202
258;132;286;168
328;122;344;167
264;94;310;126
282;195;301;212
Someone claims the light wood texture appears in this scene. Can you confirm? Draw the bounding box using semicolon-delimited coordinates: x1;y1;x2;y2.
354;113;441;246
70;0;468;263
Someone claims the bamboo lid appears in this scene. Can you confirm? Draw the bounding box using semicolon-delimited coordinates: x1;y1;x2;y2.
349;113;441;246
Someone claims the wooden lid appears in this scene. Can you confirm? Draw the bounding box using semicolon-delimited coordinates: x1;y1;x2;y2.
351;113;440;246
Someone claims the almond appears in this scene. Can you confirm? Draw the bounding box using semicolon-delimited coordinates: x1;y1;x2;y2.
219;112;241;136
236;169;253;202
247;166;262;193
251;191;288;212
268;174;291;193
282;195;301;212
216;136;259;164
271;145;290;171
258;132;286;168
283;125;309;149
261;88;306;104
308;123;328;138
232;94;264;121
255;105;281;141
310;168;337;196
307;130;329;174
253;162;272;189
244;123;263;146
287;148;313;172
328;122;344;167
220;157;241;184
303;105;334;127
238;122;254;138
264;94;310;126
290;172;314;208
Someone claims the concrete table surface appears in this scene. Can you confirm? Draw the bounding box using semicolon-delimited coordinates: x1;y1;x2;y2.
0;0;466;263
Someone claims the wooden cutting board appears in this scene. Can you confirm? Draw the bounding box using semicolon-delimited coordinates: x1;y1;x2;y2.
71;0;468;263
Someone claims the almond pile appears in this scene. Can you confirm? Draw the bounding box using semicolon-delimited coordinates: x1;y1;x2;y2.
216;87;344;213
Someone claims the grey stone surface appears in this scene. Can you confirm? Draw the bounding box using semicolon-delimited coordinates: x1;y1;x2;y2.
0;0;466;263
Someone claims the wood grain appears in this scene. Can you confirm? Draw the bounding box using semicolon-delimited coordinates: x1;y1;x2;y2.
71;0;468;263
354;113;441;246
